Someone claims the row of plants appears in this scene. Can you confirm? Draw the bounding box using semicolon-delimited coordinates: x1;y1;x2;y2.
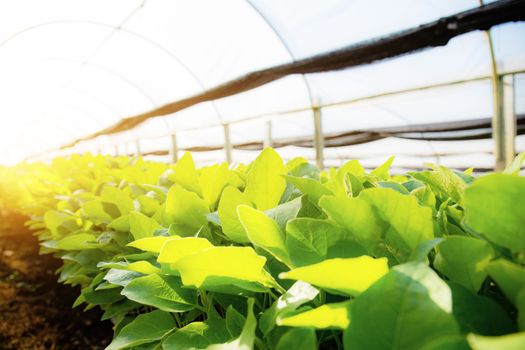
3;148;525;349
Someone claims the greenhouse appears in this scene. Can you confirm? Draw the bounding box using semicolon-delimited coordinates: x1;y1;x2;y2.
0;0;524;349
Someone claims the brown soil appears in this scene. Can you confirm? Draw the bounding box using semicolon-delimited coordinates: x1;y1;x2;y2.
0;212;113;350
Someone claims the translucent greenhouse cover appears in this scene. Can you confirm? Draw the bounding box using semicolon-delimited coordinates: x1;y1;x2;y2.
0;0;524;169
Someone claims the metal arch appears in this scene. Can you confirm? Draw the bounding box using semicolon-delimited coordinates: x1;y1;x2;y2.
0;19;225;124
244;0;316;108
43;58;157;106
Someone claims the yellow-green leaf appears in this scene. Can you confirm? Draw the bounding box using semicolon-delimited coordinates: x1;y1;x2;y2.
165;185;210;229
129;211;161;240
127;236;180;253
200;163;230;209
244;148;286;210
280;256;388;296
168;152;202;195
467;332;525;350
175;246;272;290
237;205;292;267
218;186;253;243
98;261;160;275
277;301;351;329
157;237;214;264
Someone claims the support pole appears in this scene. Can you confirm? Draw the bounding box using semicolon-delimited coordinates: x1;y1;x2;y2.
313;101;324;169
135;139;141;156
170;134;179;163
114;145;119;156
223;124;232;164
503;74;516;164
479;1;504;170
264;120;273;148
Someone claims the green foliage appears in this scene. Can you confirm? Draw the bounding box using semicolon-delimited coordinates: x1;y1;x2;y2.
3;149;525;349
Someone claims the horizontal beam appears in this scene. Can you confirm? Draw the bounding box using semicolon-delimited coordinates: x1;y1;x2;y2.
115;114;525;155
59;0;525;149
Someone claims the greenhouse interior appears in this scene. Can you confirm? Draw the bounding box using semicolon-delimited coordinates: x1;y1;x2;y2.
0;0;525;349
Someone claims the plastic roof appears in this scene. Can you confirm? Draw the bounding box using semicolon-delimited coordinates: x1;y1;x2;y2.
0;0;524;168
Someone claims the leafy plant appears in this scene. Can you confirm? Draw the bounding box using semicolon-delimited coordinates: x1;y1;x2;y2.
1;149;524;349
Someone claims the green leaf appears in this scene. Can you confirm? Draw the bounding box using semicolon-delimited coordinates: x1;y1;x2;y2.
226;306;246;338
408;238;443;263
284;175;333;207
98;261;160;275
200;163;230;209
277;301;351;329
237;205;291;267
486;259;525;304
285;218;327;266
467;332;525;350
319;196;382;254
137;194;161;216
128;236;179;253
504;151;525;175
411;186;437;211
265;196;302;232
434;236;494;293
162;318;230;350
82;286;124;306
106;310;176;350
259;281;319;335
345;173;364;197
103;269;143;287
101;186;134;216
243;148;286;210
285;218;366;267
280;256;389;296
275;328;316;350
101;299;140;321
108;215;131;232
448;282;515;335
419;336;470;350
165;185;210;230
338;159;365;178
517;288;525;331
344;263;460;350
217;186;253;243
206;299;257;350
379;181;410;194
465;174;525;252
122;274;196;313
43;210;81;238
370;156;394;180
174;246;273;293
410;166;466;205
129;211;161;240
55;233;99;250
157;237;214;265
360;188;434;259
168;151;202;195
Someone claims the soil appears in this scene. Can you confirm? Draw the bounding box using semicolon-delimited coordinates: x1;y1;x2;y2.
0;212;113;350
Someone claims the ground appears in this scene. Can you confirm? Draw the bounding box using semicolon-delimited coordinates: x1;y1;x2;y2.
0;212;113;350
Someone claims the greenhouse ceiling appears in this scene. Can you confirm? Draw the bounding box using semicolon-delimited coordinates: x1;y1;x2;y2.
0;0;524;170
